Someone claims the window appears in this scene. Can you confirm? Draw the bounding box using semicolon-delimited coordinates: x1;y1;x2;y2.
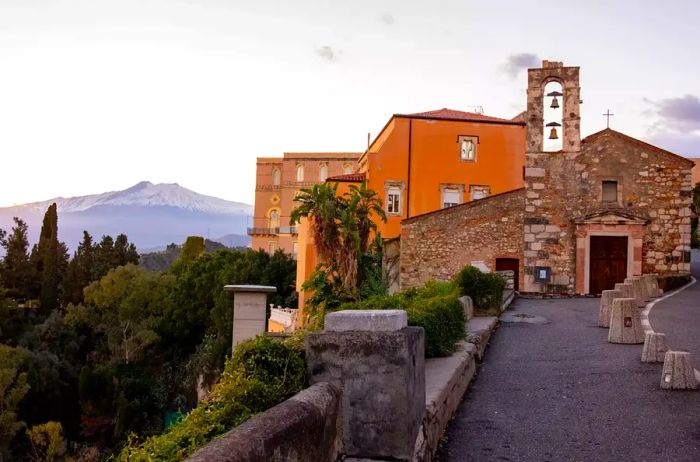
470;185;490;201
296;164;304;182
292;242;298;258
343;163;353;175
319;164;328;182
268;209;280;228
387;187;401;214
268;242;277;254
602;180;618;202
442;189;461;208
272;167;281;186
458;136;477;162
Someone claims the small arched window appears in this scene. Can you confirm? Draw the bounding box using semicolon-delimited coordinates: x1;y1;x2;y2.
543;81;563;152
319;164;328;182
296;164;304;182
343;163;353;175
268;209;281;228
272;168;281;186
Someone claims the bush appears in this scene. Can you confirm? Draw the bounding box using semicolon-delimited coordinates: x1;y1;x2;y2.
117;335;306;461
454;266;506;315
340;280;465;358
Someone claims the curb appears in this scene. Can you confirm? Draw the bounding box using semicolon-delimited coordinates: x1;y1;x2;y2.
641;276;700;381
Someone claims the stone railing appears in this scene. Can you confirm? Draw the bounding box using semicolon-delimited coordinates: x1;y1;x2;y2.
188;302;502;462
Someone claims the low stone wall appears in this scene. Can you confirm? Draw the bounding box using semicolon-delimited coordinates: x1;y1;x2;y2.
186;382;341;462
657;273;692;293
496;270;515;289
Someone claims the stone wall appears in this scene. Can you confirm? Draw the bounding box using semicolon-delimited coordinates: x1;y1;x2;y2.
186;382;341;462
400;189;524;290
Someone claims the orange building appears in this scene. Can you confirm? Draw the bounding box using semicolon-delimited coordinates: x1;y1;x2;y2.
295;108;528;316
689;158;700;185
249;152;361;256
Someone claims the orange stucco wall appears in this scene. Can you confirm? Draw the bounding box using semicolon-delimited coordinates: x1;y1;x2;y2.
364;117;526;238
689;158;700;186
294;115;527;324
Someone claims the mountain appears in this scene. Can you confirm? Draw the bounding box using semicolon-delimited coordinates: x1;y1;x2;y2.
0;181;252;252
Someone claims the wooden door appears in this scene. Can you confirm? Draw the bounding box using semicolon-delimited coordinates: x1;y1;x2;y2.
589;236;628;295
496;258;519;291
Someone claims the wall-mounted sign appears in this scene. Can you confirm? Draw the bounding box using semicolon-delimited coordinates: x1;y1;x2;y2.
534;266;551;283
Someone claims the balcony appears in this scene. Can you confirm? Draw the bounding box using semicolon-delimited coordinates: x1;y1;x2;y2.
247;226;297;236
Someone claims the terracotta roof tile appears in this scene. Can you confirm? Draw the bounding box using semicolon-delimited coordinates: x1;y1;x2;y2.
326;172;366;183
401;108;520;124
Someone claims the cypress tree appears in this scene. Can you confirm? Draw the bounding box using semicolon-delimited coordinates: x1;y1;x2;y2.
63;231;94;304
38;203;60;311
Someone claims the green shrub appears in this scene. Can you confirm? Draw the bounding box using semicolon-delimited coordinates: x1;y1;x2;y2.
117;335;306;461
454;266;506;315
340;280;465;358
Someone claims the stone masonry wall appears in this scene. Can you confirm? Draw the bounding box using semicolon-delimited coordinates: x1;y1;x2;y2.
400;189;524;290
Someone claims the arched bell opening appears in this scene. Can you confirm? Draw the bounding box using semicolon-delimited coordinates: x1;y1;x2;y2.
543;81;563;152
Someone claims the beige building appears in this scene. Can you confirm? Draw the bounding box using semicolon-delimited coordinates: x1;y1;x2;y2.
249;152;362;256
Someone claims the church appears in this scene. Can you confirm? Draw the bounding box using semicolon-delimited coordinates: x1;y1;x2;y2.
399;60;693;295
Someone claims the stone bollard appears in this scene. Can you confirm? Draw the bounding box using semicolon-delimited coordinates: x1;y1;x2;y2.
641;332;668;363
608;298;645;344
306;310;425;461
624;277;647;308
660;351;698;390
642;274;661;298
614;282;634;300
598;289;622;328
224;285;277;350
459;296;474;321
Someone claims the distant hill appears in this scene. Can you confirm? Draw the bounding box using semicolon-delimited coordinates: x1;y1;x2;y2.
0;181;252;253
139;239;232;272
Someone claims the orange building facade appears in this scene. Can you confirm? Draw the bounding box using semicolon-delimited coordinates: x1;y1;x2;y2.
249;152;361;256
295;108;528;317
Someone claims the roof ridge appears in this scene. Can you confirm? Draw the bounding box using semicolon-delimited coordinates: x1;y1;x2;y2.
582;128;694;166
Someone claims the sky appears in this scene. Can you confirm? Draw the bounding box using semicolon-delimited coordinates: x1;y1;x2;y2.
1;0;699;207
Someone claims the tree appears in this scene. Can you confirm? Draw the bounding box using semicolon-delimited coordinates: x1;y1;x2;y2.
179;236;205;263
0;344;30;459
33;204;68;312
63;231;95;305
0;218;33;299
26;421;66;462
112;234;139;268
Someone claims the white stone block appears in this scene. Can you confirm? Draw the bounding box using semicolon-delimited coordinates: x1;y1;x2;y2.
325;310;408;332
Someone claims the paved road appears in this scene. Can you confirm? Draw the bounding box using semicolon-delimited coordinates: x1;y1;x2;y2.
440;296;700;462
649;250;700;362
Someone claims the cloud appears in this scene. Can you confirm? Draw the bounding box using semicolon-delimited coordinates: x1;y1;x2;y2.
315;45;339;62
380;13;395;25
645;95;700;156
501;53;541;79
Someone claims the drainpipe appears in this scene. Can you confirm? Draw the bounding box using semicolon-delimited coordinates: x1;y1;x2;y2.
406;119;413;219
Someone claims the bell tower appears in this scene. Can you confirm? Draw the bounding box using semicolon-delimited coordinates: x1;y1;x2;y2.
523;60;581;293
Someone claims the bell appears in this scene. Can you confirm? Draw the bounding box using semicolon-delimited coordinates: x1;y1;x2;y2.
550;96;560;109
549;127;559;140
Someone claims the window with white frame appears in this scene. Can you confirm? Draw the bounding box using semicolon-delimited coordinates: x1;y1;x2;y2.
387;187;401;214
458;136;477;162
292;241;298;258
442;189;461;208
470;185;490;201
319;164;328;182
296;164;304;182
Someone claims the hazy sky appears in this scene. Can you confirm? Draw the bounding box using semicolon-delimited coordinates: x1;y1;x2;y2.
1;0;699;207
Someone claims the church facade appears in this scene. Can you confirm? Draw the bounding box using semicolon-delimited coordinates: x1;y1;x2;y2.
400;61;693;295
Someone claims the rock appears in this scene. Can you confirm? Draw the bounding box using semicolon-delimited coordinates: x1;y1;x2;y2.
660;351;698;390
641;332;668;363
608;298;645;344
598;289;622;328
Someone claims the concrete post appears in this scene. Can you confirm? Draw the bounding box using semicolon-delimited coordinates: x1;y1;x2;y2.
306;310;425;461
608;298;645;344
224;285;276;350
598;289;622;328
614;282;633;300
660;351;698;390
624;277;646;308
641;332;668;363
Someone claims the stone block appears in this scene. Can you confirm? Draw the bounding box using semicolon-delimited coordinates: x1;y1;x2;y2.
459;296;474;321
306;327;425;460
641;274;661;298
598;289;622;328
608;298;644;344
614;282;633;299
660;351;698;390
324;310;407;332
624;277;647;308
525;167;546;177
641;332;668;363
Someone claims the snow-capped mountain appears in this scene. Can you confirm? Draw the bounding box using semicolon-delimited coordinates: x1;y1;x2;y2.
0;182;252;252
